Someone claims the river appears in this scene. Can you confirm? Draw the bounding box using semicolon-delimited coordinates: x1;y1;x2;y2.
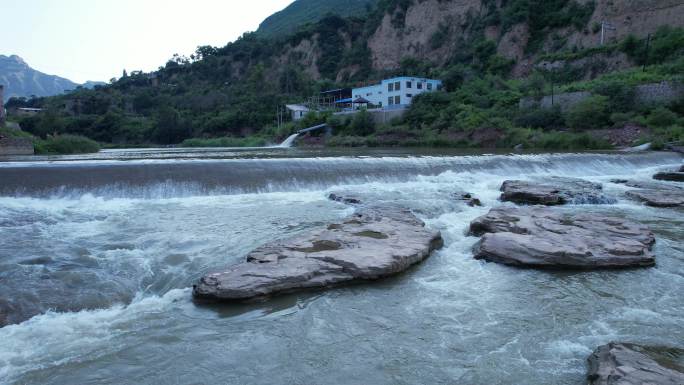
0;148;682;384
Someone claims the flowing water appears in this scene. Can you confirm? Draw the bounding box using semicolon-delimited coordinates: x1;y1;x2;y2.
0;148;682;384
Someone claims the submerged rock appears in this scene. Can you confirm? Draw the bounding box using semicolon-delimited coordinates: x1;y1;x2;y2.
469;206;655;269
328;192;363;205
193;207;443;301
587;342;684;385
457;193;482;207
500;178;615;205
626;189;684;207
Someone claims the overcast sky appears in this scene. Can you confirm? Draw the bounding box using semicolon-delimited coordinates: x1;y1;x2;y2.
1;0;293;83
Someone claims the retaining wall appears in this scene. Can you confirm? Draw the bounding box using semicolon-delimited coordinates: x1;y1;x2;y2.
519;81;683;111
0;136;34;155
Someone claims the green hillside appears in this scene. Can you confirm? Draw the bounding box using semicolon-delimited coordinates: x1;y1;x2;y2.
257;0;376;37
5;0;684;151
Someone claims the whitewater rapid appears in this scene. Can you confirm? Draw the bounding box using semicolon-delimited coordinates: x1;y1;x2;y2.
0;151;682;384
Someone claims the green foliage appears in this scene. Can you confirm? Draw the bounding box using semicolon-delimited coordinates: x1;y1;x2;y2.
566;95;611;130
36;135;101;154
257;0;376;37
181;136;268;147
646;107;678;128
429;22;450;50
494;0;596;53
349;109;376;135
515;106;564;130
621;27;684;65
591;81;635;113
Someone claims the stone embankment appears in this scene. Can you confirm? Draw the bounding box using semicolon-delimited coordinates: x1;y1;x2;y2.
0;135;34;156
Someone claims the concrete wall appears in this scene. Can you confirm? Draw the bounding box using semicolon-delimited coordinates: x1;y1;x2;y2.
634;81;684;105
0;136;34;156
334;107;407;125
519;81;684;111
519;91;591;112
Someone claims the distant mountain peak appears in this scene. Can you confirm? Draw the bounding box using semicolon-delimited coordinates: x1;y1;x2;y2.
0;55;79;102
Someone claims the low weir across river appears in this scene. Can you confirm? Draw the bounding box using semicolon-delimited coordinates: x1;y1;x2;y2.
0;148;682;384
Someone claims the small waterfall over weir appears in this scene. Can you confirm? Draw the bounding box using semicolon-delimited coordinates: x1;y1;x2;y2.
278;123;329;147
279;133;300;148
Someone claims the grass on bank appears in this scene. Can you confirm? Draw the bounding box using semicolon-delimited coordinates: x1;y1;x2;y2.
1;126;101;154
181;136;269;147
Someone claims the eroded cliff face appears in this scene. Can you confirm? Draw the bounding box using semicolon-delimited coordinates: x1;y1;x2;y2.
274;0;683;81
367;0;684;73
368;0;484;70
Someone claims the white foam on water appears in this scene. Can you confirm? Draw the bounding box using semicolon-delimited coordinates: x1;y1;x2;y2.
0;289;191;383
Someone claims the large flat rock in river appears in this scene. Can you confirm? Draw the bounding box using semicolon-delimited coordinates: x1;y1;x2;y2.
469;206;655;269
587;342;684;385
500;177;615;205
613;179;684;207
193;207;443;301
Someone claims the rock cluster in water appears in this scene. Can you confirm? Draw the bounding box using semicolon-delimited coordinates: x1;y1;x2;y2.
499;177;615;205
653;165;684;182
193;206;443;301
587;342;684;385
328;192;363;205
613;180;684;207
469;206;655;269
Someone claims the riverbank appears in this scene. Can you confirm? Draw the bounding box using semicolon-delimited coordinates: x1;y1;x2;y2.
0;125;100;155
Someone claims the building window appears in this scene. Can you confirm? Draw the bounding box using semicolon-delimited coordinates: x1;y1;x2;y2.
388;83;393;92
406;81;412;89
427;83;432;91
394;81;400;91
394;95;400;105
388;97;393;105
379;102;382;107
406;94;412;98
417;82;423;90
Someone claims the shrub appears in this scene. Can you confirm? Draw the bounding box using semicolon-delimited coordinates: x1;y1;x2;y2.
592;81;635;112
646;107;678;128
566;95;611;130
37;135;101;154
349;109;375;136
515;106;565;130
609;112;635;127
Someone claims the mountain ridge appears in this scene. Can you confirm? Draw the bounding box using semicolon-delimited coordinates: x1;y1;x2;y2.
0;55;103;102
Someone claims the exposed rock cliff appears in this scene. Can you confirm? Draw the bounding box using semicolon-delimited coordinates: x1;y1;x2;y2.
274;0;684;81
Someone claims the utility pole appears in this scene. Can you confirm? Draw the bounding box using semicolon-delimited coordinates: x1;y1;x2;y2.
643;34;652;72
600;21;616;46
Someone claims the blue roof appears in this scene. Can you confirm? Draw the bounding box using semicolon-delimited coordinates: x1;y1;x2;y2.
335;98;353;103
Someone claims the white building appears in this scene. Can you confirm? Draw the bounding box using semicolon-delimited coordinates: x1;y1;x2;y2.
285;104;310;121
352;77;442;109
